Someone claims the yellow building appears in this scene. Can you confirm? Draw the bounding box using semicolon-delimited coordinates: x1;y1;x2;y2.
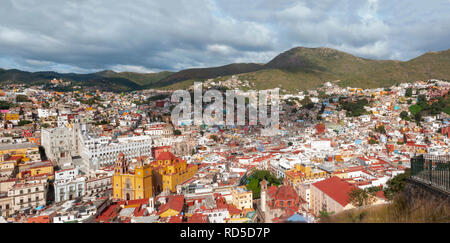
150;150;197;193
5;113;19;121
331;169;349;179
0;143;39;157
231;186;253;210
285;164;328;185
113;153;153;201
16;161;54;180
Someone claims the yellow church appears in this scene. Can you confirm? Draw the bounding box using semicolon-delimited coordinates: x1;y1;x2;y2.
150;150;197;194
113;153;153;201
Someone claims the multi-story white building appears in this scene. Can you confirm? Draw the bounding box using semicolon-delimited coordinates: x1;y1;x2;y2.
41;125;80;166
85;173;112;196
295;182;311;211
7;182;47;213
78;132;152;173
144;122;173;136
37;109;57;118
54;167;86;202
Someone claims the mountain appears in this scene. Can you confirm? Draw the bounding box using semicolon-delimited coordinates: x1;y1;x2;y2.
0;47;449;92
152;63;264;88
150;47;450;92
0;69;173;92
211;47;450;92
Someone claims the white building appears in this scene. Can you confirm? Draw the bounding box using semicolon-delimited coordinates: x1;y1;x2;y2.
78;132;152;173
310;140;331;150
85;173;112;196
41;125;80;166
203;208;229;223
7;182;47;213
54;167;86;202
37;109;57;118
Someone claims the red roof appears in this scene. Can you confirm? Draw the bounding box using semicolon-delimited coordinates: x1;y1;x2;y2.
312;176;355;207
187;213;209;223
168;215;183;223
274;185;298;201
117;198;148;206
133;205;148;217
156;151;176;160
375;190;387;200
96;204;119;222
157;195;184;216
216;199;241;215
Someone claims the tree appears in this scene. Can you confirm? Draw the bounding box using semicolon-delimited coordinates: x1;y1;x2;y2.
383;169;410;200
288;142;293;146
319;211;335;221
414;112;422;123
245;170;282;199
0;101;13;109
210;134;218;142
348;188;370;207
305;103;315;110
18;120;32;126
173;129;182;136
16;95;31;103
375;125;386;134
408;104;422;116
366;186;381;195
246;178;261;198
300;96;312;106
339;98;369;117
405;88;413;97
400;111;409;120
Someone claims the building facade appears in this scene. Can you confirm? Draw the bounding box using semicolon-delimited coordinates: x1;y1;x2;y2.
113;153;153;201
54;167;86;202
231;186;253;210
150;150;198;194
310;176;355;216
7;182;47;213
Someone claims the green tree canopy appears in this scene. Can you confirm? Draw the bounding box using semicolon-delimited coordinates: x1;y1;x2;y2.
405;88;413;97
245;170;282;199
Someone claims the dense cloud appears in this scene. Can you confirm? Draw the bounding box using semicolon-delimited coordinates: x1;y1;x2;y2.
0;0;449;73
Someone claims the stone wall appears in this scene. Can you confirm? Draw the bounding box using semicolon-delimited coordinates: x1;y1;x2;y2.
403;178;450;207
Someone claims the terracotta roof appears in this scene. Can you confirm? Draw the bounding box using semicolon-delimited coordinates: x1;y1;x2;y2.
156;151;176;160
312;176;355;207
157;195;184;216
168;215;183;223
274;185;298;201
187;213;209;223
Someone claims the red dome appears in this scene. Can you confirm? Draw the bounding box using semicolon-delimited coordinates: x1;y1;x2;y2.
275;185;298;201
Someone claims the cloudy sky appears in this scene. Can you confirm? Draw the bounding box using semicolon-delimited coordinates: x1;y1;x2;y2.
0;0;449;73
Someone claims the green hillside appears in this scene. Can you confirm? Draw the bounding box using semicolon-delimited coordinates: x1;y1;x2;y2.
0;69;172;92
152;63;264;88
204;47;450;92
0;47;449;92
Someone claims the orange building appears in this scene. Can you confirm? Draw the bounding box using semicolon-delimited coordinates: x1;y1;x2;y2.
150;150;197;193
112;153;153;201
